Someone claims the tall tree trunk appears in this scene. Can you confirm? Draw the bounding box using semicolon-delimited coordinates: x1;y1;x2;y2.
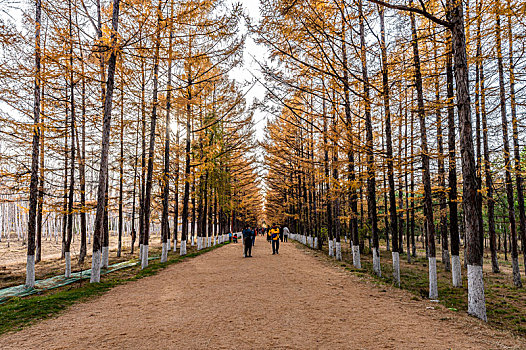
495;0;522;287
342;23;359;265
410;10;437;299
141;0;162;269
90;0;121;283
359;0;380;276
65;0;75;277
26;0;42;288
173;128;180;252
180;90;192;255
36;63;45;264
507;1;526;276
445;32;461;287
130;120;138;255
161;4;174;262
474;1;498;273
117;80;124;258
434;34;450;272
379;5;399;285
448;0;487;319
77;38;87;264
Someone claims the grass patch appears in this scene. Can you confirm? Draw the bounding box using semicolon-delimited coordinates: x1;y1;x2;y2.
0;242;229;335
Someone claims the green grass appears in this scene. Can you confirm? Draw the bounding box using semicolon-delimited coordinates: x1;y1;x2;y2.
0;242;229;335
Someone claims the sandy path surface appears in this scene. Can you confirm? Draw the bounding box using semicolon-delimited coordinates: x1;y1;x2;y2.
1;239;524;349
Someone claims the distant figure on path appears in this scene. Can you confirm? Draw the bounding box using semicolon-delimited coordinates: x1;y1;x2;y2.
283;226;289;242
269;224;280;254
242;226;253;257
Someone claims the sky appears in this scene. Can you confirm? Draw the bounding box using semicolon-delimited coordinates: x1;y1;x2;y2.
227;0;269;141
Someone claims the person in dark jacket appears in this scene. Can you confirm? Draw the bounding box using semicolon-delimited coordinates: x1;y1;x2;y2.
242;226;253;257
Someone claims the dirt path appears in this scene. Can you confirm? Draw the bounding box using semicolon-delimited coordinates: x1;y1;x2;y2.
1;239;524;349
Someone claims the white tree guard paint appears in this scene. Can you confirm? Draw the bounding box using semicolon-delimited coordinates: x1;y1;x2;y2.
90;250;101;283
161;242;168;263
141;244;149;269
372;248;381;277
467;264;487;321
173;239;177;252
328;239;334;257
314;237;318;248
213;236;216;246
139;243;143;261
167;239;171;252
180;240;187;256
65;252;71;278
102;246;109;269
352;245;361;269
26;254;35;288
428;257;438;299
191;235;195;246
512;257;522;286
452;255;462;287
392;252;400;287
335;241;342;261
208;236;212;247
198;236;203;251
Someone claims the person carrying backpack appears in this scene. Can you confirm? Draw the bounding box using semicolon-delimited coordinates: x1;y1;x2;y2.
269;224;280;254
242;226;253;257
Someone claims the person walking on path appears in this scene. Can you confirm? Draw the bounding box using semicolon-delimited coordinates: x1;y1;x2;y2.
283;226;289;242
269;224;280;254
242;226;253;257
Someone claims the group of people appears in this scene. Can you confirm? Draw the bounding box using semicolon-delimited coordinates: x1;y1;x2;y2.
239;224;290;257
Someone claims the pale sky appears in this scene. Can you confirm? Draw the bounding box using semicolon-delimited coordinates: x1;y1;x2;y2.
228;0;269;141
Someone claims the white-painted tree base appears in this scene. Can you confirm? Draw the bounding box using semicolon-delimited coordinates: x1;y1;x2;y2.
65;252;71;278
213;236;216;246
173;239;177;252
161;242;168;263
452;255;462;287
392;252;400;287
335;241;342;261
180;240;187;256
352;245;361;269
141;244;149;269
197;237;202;251
139;243;143;261
25;254;35;288
512;257;522;287
102;246;109;269
467;264;487;321
328;239;334;257
428;257;438;299
314;237;318;248
90;250;101;283
208;237;212;247
373;248;381;277
191;236;195;246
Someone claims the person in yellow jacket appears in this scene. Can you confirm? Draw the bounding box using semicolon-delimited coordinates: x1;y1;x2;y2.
269;224;280;254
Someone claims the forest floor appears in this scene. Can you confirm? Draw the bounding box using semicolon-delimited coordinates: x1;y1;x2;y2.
0;233;156;289
1;238;524;349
